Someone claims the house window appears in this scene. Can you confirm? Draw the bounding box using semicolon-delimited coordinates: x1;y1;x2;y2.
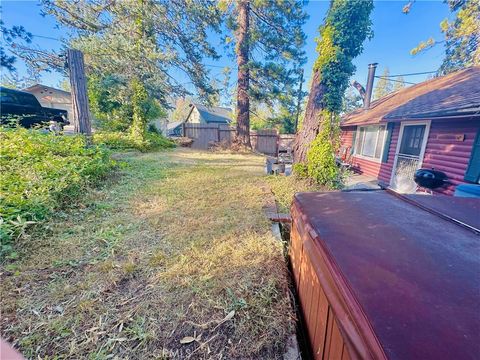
354;125;386;160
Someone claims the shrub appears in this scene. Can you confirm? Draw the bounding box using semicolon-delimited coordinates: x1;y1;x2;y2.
0;128;115;259
305;111;344;189
93;131;175;152
292;163;308;178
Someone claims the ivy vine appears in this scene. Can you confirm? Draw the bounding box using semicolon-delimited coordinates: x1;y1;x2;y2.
301;0;373;187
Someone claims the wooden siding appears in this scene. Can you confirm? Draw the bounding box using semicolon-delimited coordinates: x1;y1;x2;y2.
422;119;480;195
340;126;394;180
341;119;480;195
378;125;400;184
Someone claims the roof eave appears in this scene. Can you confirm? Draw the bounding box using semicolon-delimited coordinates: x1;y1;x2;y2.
383;111;480;122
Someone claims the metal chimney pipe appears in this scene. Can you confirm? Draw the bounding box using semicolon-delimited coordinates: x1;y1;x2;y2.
364;63;378;109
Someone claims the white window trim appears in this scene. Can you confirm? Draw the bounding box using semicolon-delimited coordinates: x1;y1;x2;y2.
389;120;431;186
353;125;386;163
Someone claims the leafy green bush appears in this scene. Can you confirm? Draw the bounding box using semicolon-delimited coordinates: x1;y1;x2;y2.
0;128;115;259
305;111;344;189
292;163;308;178
93;131;175;152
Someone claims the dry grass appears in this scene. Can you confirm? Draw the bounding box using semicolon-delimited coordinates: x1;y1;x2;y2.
1;148;294;359
266;175;324;213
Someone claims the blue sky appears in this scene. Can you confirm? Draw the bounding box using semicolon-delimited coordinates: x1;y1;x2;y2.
2;0;450;96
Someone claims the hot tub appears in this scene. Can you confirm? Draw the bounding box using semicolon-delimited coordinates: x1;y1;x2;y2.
290;191;479;359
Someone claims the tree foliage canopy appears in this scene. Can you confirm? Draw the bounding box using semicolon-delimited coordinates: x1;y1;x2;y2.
220;0;308;133
31;0;225;137
393;76;406;91
0;20;32;71
41;0;223;105
408;0;479;74
373;67;393;100
313;0;374;113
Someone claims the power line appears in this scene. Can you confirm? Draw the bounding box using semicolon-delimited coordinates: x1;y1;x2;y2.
383;70;437;77
31;33;63;41
374;76;416;85
204;64;228;69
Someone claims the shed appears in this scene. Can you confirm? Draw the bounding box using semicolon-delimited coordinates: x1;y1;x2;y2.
340;67;480;195
167;103;232;136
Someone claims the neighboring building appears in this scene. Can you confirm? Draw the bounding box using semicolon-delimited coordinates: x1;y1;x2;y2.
23;84;73;118
340;66;480;195
167;120;185;136
167;103;232;136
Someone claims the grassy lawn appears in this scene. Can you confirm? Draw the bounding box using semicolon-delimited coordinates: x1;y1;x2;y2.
266;175;324;214
1;148;296;359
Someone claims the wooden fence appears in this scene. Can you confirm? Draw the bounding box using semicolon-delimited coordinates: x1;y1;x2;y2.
184;123;281;156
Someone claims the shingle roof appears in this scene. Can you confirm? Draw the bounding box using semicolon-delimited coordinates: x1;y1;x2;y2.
167;120;183;130
192;103;232;124
342;66;480;126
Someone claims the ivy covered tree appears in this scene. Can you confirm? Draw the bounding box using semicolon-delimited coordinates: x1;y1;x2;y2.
220;0;307;148
293;0;374;167
407;0;479;74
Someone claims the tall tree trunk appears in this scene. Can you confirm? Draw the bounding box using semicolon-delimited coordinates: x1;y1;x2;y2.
293;70;326;163
235;0;251;148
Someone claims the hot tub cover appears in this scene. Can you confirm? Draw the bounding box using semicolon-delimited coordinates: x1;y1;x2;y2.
293;191;480;360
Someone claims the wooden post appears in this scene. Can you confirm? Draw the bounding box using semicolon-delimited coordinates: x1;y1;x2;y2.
67;49;92;136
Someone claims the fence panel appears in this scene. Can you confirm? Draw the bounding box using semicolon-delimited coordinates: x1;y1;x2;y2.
185;123;220;149
219;124;234;144
183;124;280;156
279;134;295;152
253;129;278;156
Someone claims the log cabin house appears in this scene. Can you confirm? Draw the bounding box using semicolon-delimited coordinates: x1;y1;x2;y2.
340;66;480;195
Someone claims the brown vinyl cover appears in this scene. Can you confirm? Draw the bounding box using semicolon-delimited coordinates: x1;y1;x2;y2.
292;192;480;360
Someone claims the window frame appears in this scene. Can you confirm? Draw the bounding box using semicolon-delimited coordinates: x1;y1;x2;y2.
353;124;387;163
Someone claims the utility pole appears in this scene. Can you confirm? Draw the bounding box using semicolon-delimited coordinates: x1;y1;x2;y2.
294;68;304;134
67;49;92;136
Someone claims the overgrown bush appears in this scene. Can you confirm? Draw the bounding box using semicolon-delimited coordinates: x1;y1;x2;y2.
88;74;167;133
0;128;115;259
93;131;175;152
304;111;345;189
292;163;308;178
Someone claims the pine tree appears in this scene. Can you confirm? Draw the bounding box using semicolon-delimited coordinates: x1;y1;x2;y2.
0;21;32;72
439;0;480;74
234;0;251;147
342;88;363;114
12;0;223;136
220;0;308;148
407;0;479;74
373;67;393;100
393;76;406;91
